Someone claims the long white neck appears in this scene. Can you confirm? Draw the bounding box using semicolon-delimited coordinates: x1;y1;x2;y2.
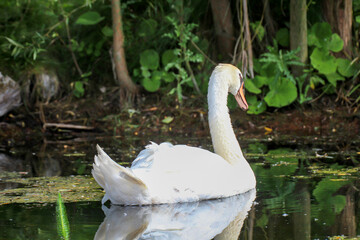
207;71;246;167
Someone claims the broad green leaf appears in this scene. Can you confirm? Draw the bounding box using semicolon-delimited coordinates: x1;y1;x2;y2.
275;28;289;47
356;15;360;23
162;71;175;83
310;48;337;74
260;62;277;78
138;19;158;37
162;49;177;67
308;22;332;48
327;33;343;52
247;95;266;115
75;11;104;25
140;66;151;78
245;79;261;94
264;78;297;107
142;70;162;92
250;21;265;42
336;58;358;77
142;77;160;92
73;81;85;98
140;49;159;70
325;72;345;86
101;26;113;37
253;75;268;88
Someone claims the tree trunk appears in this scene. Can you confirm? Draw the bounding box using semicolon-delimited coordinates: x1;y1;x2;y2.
111;0;138;105
290;0;307;77
262;0;277;42
210;0;234;60
322;0;353;58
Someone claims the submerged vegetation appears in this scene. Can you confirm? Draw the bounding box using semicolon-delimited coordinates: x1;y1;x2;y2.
56;192;71;240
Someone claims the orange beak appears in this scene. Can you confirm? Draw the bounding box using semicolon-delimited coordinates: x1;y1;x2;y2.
235;82;248;111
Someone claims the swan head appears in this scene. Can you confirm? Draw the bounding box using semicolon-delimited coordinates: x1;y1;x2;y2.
213;64;248;110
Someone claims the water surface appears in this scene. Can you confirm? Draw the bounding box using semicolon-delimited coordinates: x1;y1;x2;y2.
0;134;359;239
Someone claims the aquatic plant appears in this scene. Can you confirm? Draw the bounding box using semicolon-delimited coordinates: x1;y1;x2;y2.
56;192;71;240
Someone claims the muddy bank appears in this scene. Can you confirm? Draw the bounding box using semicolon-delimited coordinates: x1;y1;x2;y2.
0;95;359;148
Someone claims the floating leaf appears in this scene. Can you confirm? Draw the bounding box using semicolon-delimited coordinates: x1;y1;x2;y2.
264;79;297;107
310;48;337;74
75;11;104;25
275;28;289;47
140;49;159;70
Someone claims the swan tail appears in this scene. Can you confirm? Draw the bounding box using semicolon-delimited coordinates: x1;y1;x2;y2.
92;145;149;205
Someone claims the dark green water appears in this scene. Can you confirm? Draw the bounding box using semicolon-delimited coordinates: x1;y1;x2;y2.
0;134;359;239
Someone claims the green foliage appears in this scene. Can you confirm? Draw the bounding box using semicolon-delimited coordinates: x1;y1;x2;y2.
133;5;206;101
140;49;160;70
250;21;265;42
245;41;302;114
264;78;298;107
75;11;104;25
308;22;359;89
275;28;289;47
56;192;70;240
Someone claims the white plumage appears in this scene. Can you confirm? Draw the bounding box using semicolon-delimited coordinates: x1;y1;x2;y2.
92;64;256;205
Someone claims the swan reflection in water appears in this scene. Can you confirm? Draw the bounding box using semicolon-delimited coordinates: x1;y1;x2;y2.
94;189;256;240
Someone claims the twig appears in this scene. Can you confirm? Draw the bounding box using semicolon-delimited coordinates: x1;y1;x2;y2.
190;40;216;65
43;123;94;130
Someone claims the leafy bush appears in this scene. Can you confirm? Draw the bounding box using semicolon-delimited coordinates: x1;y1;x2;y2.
244;41;302;114
308;22;359;91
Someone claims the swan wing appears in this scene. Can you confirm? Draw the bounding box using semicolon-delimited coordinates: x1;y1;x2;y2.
130;142;243;203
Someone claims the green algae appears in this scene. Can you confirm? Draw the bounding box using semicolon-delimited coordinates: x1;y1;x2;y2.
0;175;103;205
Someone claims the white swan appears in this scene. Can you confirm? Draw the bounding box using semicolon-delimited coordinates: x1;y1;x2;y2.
92;63;256;205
